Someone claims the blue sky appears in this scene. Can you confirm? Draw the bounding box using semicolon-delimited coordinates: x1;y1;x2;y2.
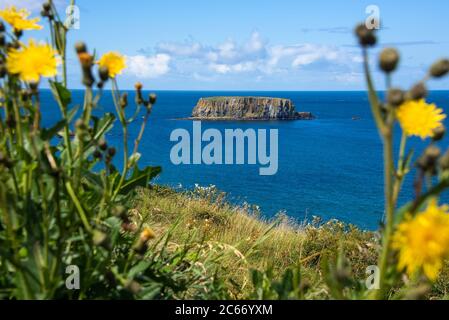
2;0;449;90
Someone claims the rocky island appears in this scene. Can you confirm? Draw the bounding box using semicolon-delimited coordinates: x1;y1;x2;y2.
189;97;314;120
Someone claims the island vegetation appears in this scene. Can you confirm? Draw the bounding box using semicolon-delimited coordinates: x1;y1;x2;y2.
190;96;314;120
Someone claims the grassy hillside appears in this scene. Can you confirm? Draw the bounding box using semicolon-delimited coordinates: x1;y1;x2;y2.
133;186;379;299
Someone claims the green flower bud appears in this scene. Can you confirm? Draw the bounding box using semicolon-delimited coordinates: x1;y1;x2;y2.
120;92;128;109
379;48;400;73
387;88;405;107
432;126;446;142
417;145;441;174
99;66;109;82
429;59;449;78
93;229;108;248
125;280;142;294
354;23;377;47
43;2;52;12
407;82;428;101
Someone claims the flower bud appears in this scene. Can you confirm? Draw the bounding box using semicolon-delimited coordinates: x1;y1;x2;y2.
387;88;405;107
93;150;103;160
379;48;400;73
78;52;95;87
125;280;142;294
107;147;116;158
93;229;109;248
0;22;5;33
429;59;449;78
407;82;427;101
355;23;377;47
432;126;446;142
120;92;128;108
43;2;52;12
135;82;143;91
99;66;109;82
135;82;144;105
149;93;157;105
132;240;148;255
13;29;23;39
417;145;441;174
0;34;5;47
75;42;87;54
98;139;108;151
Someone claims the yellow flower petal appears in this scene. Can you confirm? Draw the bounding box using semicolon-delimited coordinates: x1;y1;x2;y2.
0;6;42;31
97;52;126;78
6;39;59;83
392;201;449;281
396;99;446;139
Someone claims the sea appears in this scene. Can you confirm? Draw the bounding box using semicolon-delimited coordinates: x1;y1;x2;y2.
40;90;449;230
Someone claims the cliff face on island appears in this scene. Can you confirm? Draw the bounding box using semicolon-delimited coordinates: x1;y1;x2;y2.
191;97;314;120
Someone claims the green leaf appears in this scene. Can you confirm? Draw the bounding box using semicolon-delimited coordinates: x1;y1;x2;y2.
119;166;161;195
42;119;67;140
49;80;71;107
128;261;152;279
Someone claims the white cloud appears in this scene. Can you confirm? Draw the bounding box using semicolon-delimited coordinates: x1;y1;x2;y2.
137;31;364;83
126;54;171;78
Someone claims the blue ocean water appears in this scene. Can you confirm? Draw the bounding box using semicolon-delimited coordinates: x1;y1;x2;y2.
40;90;449;230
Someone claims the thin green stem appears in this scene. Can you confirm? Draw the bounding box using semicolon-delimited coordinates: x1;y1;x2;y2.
362;49;386;135
111;79;129;199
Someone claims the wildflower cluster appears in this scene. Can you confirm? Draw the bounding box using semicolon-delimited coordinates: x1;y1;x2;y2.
0;2;214;299
350;23;449;299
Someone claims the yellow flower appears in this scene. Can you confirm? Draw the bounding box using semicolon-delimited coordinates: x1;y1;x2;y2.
6;39;59;83
392;201;449;280
396;99;446;139
0;6;42;31
97;52;126;78
139;227;155;242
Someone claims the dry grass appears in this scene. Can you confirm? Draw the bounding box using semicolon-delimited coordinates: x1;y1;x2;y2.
132;186;379;298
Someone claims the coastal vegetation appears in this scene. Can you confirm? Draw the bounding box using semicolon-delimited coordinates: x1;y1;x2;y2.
1;1;449;300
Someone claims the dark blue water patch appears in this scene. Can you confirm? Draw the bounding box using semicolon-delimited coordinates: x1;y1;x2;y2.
36;89;449;230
